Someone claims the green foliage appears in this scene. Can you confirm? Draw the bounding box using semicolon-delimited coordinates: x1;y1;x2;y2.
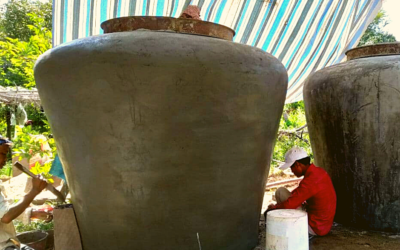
0;105;7;136
0;0;53;141
0;161;13;178
0;104;50;138
25;105;49;133
12;126;56;182
358;10;396;47
12;125;40;157
0;0;52;42
271;101;313;173
279;102;307;130
0;2;56;229
13;220;54;233
0;119;6;137
30;161;53;182
0;12;51;88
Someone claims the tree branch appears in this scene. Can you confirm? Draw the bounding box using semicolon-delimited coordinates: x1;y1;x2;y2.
278;124;310;144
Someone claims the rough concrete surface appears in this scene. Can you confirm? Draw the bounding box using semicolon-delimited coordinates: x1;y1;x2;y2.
34;30;288;250
304;54;400;232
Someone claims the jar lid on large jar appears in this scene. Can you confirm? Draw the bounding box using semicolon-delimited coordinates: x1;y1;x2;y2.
101;16;235;41
346;42;400;60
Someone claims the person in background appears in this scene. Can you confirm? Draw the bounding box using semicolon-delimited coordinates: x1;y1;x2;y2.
0;136;51;250
265;147;337;237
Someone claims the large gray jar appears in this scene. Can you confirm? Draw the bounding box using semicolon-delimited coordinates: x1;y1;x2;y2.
304;43;400;232
34;17;288;249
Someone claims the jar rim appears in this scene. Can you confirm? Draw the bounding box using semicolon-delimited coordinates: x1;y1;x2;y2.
346;42;400;60
101;16;235;41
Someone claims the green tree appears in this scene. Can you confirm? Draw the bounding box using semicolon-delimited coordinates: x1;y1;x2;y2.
0;12;51;88
0;104;8;136
0;0;52;42
25;104;49;133
0;0;52;154
271;101;313;173
358;10;396;47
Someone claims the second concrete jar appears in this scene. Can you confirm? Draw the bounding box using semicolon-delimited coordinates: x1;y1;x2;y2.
304;43;400;232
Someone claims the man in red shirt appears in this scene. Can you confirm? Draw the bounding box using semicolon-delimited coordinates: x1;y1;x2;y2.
265;147;337;236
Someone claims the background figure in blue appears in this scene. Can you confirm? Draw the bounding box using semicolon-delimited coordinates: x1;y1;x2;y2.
50;155;66;182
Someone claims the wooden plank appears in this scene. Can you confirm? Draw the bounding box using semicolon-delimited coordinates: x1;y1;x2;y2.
54;205;82;250
265;177;303;189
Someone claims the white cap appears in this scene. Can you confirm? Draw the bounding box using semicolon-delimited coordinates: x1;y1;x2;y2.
278;147;309;170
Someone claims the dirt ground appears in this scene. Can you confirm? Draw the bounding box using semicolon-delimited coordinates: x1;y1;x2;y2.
255;218;400;250
4;172;400;250
262;173;300;212
257;173;400;250
1;174;67;205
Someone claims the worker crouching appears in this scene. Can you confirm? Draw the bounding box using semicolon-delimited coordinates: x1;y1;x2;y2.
265;147;337;236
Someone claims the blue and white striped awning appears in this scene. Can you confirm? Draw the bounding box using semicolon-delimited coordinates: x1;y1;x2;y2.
53;0;382;102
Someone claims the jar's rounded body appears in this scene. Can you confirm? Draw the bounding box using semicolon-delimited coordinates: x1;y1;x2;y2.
35;30;288;249
304;53;400;232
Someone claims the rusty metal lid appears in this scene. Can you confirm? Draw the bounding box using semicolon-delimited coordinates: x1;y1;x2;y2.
101;16;235;41
346;42;400;60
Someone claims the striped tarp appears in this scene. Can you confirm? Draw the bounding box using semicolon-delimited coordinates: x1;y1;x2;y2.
53;0;382;103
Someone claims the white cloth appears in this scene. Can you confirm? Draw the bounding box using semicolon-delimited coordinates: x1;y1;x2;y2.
10;104;27;126
0;189;17;249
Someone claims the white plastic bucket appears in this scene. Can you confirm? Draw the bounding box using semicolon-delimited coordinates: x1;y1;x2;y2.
266;209;309;250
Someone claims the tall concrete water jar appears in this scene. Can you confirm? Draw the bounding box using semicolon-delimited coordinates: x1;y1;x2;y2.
34;17;288;249
304;43;400;232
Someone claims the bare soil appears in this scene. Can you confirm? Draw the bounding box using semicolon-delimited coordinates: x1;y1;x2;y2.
1;174;64;204
262;173;300;212
255;218;400;250
257;173;400;250
6;171;399;250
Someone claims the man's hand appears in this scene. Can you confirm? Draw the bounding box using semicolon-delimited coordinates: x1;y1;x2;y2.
1;176;48;224
31;175;47;195
264;203;276;221
267;204;275;211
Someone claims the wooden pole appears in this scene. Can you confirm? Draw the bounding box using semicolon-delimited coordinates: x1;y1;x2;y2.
5;105;12;161
5;105;11;139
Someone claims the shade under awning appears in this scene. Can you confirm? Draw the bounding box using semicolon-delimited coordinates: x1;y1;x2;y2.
53;0;382;103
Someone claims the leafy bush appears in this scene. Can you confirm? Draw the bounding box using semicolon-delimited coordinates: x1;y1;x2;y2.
0;12;51;89
358;10;396;47
25;104;49;134
14;220;54;233
12;125;56;182
0;105;7;137
0;161;13;178
271;101;313;174
0;0;52;42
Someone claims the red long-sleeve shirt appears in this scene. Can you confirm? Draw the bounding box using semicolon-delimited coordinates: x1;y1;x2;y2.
271;164;337;236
